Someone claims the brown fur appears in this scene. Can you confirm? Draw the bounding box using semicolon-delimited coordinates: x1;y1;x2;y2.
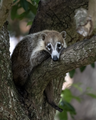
44;30;64;47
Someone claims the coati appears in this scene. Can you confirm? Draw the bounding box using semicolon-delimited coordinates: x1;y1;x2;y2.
11;30;67;112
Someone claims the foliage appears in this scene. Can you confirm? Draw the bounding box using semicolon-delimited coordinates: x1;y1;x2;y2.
69;69;75;78
11;0;39;22
57;89;79;120
69;62;95;78
57;83;96;120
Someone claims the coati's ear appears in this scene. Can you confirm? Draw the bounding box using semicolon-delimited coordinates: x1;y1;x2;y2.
41;33;47;40
60;31;66;39
61;31;67;48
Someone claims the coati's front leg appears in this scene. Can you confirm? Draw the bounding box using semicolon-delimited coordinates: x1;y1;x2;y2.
31;52;63;112
44;81;63;112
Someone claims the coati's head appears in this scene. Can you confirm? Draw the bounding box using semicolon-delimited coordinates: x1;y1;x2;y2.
41;30;67;61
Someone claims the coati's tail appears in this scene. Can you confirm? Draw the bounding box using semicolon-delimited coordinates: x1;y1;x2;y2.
47;100;63;112
44;81;63;112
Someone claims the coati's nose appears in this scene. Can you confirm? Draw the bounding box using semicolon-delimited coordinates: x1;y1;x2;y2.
53;55;58;61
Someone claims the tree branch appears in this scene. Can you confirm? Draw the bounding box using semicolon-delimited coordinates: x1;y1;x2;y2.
24;0;96;119
27;35;96;96
0;23;30;119
0;0;12;29
23;34;96;119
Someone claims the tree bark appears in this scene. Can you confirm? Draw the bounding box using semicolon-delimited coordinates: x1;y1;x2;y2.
27;0;96;119
24;35;96;120
0;0;12;29
29;0;89;45
0;22;30;120
0;1;31;119
27;0;91;119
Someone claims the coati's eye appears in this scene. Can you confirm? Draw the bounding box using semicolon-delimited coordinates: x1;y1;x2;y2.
48;44;51;49
57;43;61;48
46;43;51;51
57;42;61;49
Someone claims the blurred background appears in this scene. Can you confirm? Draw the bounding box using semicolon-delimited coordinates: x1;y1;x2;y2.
9;0;38;54
9;0;96;120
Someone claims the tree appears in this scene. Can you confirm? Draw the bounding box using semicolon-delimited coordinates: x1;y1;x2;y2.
0;0;96;120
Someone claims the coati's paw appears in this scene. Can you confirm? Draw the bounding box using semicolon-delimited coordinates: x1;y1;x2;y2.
74;8;93;37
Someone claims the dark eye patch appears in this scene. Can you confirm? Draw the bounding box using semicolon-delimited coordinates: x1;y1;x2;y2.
57;42;62;49
48;44;51;49
57;43;61;48
56;42;63;53
46;43;52;52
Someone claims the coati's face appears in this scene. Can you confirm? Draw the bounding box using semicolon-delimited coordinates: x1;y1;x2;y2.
41;30;67;61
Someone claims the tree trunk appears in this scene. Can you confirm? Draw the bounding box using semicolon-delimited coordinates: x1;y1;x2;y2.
29;0;89;45
0;0;12;29
1;0;96;120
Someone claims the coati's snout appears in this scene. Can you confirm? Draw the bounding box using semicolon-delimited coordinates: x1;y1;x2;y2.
52;55;59;61
51;49;60;61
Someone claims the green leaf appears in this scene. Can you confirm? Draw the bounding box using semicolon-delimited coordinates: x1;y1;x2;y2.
73;96;81;102
16;10;30;19
31;0;40;4
73;83;82;92
60;100;76;114
13;0;18;3
61;89;73;102
11;5;18;20
58;100;76;120
87;93;96;98
69;69;75;78
91;63;95;68
27;21;32;26
58;110;68;120
80;66;86;72
28;2;37;14
61;89;81;102
20;0;29;11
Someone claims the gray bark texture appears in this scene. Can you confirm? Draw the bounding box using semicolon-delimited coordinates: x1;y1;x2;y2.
0;0;12;29
0;23;30;119
0;0;96;120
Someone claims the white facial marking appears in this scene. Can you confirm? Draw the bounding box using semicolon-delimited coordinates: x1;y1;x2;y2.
57;42;61;44
57;42;62;49
48;47;51;51
51;50;60;59
50;43;60;59
59;46;61;49
46;43;52;51
46;40;67;60
63;39;67;48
